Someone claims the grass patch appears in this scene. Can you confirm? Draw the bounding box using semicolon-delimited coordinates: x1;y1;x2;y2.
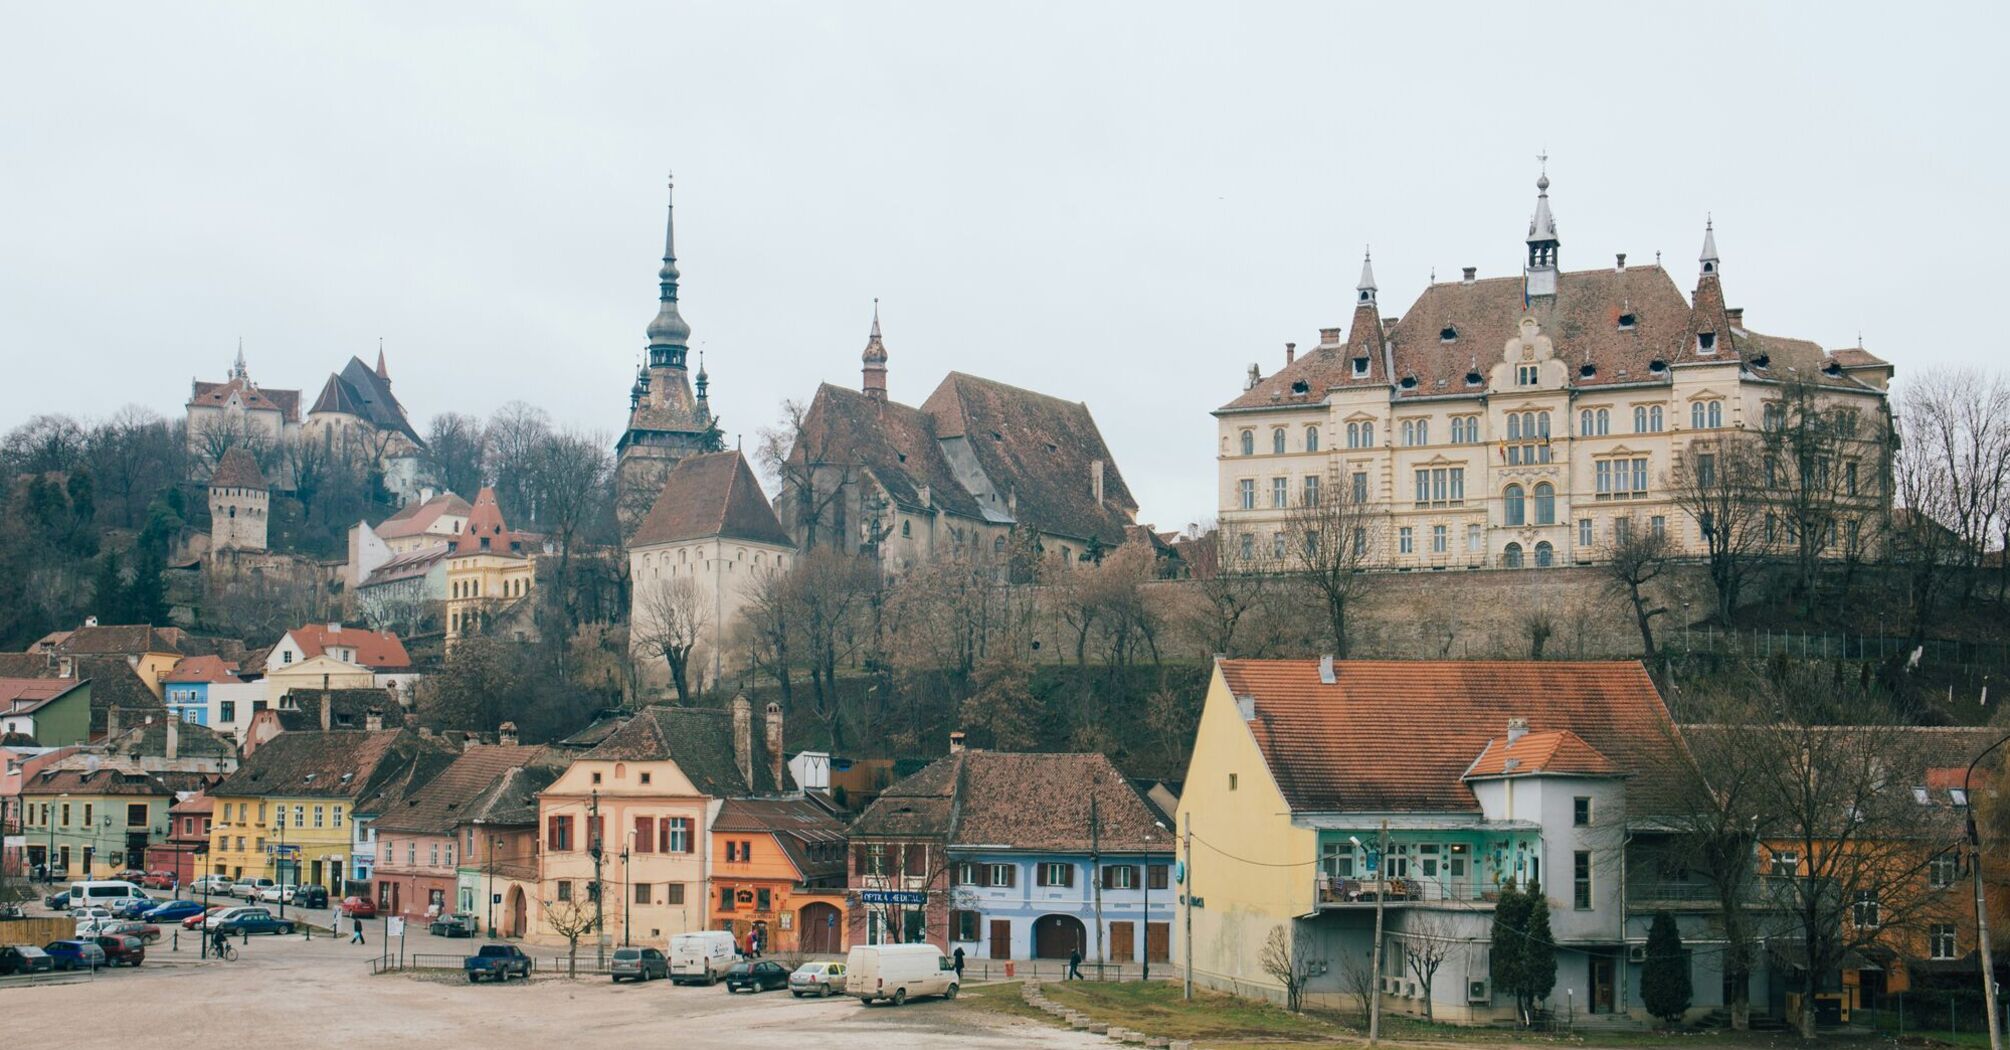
948;981;1066;1028
1042;980;1348;1042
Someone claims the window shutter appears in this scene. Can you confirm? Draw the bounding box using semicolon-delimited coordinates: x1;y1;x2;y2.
853;846;867;874
683;819;695;854
1004;866;1017;888
635;816;655;852
1101;866;1113;890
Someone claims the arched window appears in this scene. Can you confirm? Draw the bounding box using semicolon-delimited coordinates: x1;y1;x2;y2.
1508;414;1522;440
1273;429;1287;454
1503;484;1526;526
1416;419;1429;445
1708;401;1723;428
1240;431;1255;456
1692;402;1706;430
993;535;1006;554
1533;482;1556;525
1650;406;1664;432
1538;412;1552;438
1595;409;1609;435
901;520;912;538
1401;420;1414;446
1534;541;1555;567
1305;426;1319;452
1504;542;1524;568
1580;410;1593;436
228;506;236;519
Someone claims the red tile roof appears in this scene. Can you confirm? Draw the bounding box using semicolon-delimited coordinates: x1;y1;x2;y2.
1464;729;1619;779
0;677;87;715
166;655;241;684
375;491;472;540
632;451;791;548
851;750;1173;854
188;376;301;422
285;624;411;670
451;487;527;557
1218;659;1688;816
208;447;267;489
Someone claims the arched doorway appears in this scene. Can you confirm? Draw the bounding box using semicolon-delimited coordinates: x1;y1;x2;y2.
799;902;841;954
505;886;526;939
1534;541;1554;567
1032;914;1087;959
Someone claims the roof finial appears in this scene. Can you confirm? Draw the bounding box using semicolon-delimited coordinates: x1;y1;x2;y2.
1536;149;1549;191
645;172;693;362
871;297;881;340
1699;213;1721;274
862;299;888;401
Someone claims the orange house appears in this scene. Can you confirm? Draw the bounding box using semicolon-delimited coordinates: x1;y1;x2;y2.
709;797;849;955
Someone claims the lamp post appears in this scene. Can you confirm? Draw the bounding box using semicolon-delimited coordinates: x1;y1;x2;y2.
622;831;635;949
486;834;498;939
1964;732;2010;1050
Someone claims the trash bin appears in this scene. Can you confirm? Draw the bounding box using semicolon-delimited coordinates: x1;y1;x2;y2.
1005;962;1016;978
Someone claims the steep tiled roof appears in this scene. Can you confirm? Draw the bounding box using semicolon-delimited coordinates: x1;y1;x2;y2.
450;487;527;558
310;357;422;445
375;492;471;540
170;793;215;815
361;544;450;587
166;655;241;685
56;625;181;656
0;655;165;733
273;687;398;732
582;705;784;797
375;744;546;834
922;372;1137;546
461;763;560;827
1464;729;1620;779
716;796;848;881
188;376;301;422
217;729;445;800
208;447;267;490
1219;659;1687;817
851;751;1172;854
284;625;411;670
632;451;791;548
0;678;86;714
23;766;171;797
796;383;982;520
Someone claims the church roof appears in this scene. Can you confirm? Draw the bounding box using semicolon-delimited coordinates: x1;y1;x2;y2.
188;376;301;422
796;383;984;521
632;451;792;548
310;357;423;446
208;447;267;490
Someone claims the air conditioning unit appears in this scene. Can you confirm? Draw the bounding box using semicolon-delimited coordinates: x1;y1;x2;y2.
1627;945;1647;964
1467;979;1490;1003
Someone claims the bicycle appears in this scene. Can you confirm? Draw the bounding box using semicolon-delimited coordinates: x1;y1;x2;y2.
212;941;238;962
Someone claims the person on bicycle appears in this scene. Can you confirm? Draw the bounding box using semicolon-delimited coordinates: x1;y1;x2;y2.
211;925;230;958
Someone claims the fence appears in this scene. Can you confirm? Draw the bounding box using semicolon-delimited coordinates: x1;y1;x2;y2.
1673;623;2010;673
370;951;612;976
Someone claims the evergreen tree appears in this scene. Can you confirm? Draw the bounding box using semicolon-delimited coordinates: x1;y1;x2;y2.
1521;882;1556;1013
91;550;127;622
126;544;168;625
1489;882;1528;1018
1641;911;1692;1026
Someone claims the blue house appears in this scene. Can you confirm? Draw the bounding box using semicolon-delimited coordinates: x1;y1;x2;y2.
162;655;241;726
848;744;1175;966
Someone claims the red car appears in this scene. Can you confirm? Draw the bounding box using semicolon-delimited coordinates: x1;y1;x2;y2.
183;906;230;930
93;934;146;967
114;869;147;883
339;896;378;919
140;871;177;890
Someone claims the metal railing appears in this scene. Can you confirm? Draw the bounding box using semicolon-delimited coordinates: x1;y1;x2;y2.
1315;874;1496;906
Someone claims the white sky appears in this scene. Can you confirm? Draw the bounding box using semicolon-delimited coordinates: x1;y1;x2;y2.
4;3;2006;529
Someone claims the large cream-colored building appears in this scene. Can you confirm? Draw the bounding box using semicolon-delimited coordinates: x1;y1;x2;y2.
445;487;538;642
1215;171;1892;570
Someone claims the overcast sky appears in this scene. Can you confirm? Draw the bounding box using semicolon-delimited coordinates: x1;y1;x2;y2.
4;3;2005;529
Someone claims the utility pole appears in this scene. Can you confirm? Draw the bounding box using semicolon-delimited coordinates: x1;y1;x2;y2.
1369;819;1388;1046
1090;792;1104;980
590;790;605;967
1182;813;1194;1001
1966;734;2009;1050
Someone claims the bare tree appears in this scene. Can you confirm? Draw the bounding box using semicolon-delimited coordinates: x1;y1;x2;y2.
1671;432;1771;624
1400;912;1456;1022
759;398;856;553
1898;369;2009;605
524;428;616;639
1602;522;1670;661
632;576;709;704
1520;606;1556;659
484;401;553;525
1258;924;1314;1013
423;411;488;499
1763;379;1882;614
541;897;597;977
1338;946;1378;1028
791;550;877;750
1280;490;1374;658
736;564;796;706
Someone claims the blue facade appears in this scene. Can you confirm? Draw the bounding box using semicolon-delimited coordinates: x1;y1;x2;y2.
165;682;209;725
948;852;1175;963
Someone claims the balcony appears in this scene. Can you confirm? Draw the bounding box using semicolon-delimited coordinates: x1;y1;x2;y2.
1625;876;1801;912
1315;873;1498;908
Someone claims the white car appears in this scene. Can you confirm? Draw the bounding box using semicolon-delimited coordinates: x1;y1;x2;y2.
257;885;296;904
71;908;117;934
192;875;236;896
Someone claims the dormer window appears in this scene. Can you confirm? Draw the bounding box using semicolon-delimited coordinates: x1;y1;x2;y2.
1465;371;1483;386
1618;313;1636;330
1516;364;1539;387
1579;364;1597;379
1399;375;1418;390
1352;357;1369;378
1440;326;1458;343
1751;353;1770;370
1290;379;1309;395
1697;332;1717;353
1649;359;1667;374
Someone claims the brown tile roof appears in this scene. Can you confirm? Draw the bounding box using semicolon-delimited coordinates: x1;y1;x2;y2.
284;625;411;670
851;751;1173;854
273;687;398;732
360;543;450;587
625;369;711;436
107;718;238;761
207;447;267;490
581;705;784;797
1464;729;1619;779
375;744;547;834
375;491;472;540
921;372;1137;545
796;383;983;520
450;487;528;558
166;655;241;684
0;677;86;714
188;376;301;422
1827;347;1890;369
1219;659;1688;818
217;729;448;800
22;765;172;797
632;451;791;548
0;655;166;733
310;357;423;445
460;763;561;827
170;793;215;815
57;625;181;657
716;797;848;881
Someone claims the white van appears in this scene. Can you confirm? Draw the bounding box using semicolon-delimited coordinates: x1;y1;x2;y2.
68;880;147;907
844;944;958;1005
668;931;739;985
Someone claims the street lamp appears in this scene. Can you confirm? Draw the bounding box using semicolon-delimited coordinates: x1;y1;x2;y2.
622;830;636;949
486;834;499;938
1963;732;2010;1050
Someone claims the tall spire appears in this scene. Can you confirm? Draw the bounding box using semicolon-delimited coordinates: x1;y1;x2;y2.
695;349;710;406
861;299;888;402
1699;214;1720;276
375;337;389;381
645;172;692;367
231;338;247;381
1524;156;1560;298
1355;247;1377;305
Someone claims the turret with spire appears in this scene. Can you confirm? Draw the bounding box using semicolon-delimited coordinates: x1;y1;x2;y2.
230;339;248;382
1525;156;1560;298
1699;215;1720;277
646;174;693;369
375;339;390;384
1356;248;1377;307
1342;247;1385;379
862;300;888;401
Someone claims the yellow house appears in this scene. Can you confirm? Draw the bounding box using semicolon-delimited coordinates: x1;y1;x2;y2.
208;729;450;893
445;487;538;642
535;699;786;949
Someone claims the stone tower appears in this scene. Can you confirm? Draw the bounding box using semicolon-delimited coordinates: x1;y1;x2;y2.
208;446;269;552
616;175;721;535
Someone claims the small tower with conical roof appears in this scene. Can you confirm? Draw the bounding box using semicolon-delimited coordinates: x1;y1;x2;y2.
208;446;269;552
1525;159;1561;299
862;300;888;401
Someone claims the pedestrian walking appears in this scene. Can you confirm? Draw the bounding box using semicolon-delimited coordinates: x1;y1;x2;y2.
351;914;365;944
952;946;965;981
1067;946;1083;981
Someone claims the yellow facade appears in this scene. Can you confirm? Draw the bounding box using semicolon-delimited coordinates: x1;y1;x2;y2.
263;653;377;697
207;793;353;892
1172;663;1315;998
445;551;536;642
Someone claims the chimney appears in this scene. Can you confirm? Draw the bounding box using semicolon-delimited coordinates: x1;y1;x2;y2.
165;718;179;761
764;703;784;791
327;622;341;634
106;706;120;742
1506;717;1529;746
366;709;384;732
948;730;967;754
731;694;753;791
498;720;518;747
1284;342;1296;365
1461;267;1477;285
85;615;99;628
1090;460;1105;505
319;691;332;732
57;655;74;678
1234;694;1255;720
1317;655;1336;685
1318;327;1341;346
1615;253;1627;272
1726;307;1744;327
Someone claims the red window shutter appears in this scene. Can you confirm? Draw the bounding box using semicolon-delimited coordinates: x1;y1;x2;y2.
683;818;696;854
658;819;669;854
853;846;867;874
635;816;655;853
1062;865;1075;888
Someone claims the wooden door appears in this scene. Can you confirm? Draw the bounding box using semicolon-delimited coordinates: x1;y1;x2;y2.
1110;921;1135;963
1590;955;1616;1013
989;919;1011;960
1145;922;1170;963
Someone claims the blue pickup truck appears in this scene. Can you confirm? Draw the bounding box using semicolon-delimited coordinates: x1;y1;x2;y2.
464;944;532;983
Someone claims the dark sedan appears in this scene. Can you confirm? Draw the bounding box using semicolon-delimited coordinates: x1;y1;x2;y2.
0;946;54;975
92;935;146;967
723;959;790;993
42;940;107;971
216;909;294;936
429;913;478;938
43;891;69;911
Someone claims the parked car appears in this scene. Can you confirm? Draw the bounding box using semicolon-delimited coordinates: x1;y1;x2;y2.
184;906;232;929
69;880;148;910
98;921;160;944
230;877;274;899
338;896;377;919
70;907;116;934
92;934;146;967
42;940;107;972
109;894;157;918
216;908;294;936
844;944;958;1005
142;900;205;924
292;885;328;909
610;946;668;982
256;885;294;904
191;875;235;896
668;930;739;985
429;913;478;938
113;869;146;884
199;906;261;930
464;943;532;983
0;945;54;975
789;961;848;998
43;891;69;910
724;960;790;994
139;871;177;890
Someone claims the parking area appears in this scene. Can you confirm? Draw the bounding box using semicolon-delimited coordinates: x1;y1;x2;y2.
3;913;1099;1050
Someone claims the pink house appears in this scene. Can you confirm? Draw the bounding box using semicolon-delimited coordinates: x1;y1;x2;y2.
2;745;78;878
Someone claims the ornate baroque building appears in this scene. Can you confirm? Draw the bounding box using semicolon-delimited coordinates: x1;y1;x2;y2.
616;177;723;535
1214;171;1893;570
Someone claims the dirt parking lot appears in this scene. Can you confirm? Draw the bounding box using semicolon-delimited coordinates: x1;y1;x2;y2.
2;931;1097;1050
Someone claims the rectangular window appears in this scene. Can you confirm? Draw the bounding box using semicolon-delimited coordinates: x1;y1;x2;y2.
1852;889;1880;928
83;803;93;826
951;862;976;886
219;701;235;722
430;843;439;867
1449;467;1464;503
1845;460;1859;496
1271;532;1286;559
548;815;574;852
1615;518;1632;544
720;886;735;911
1578;518;1593;548
1466;524;1482;553
1573;851;1592;910
1415;469;1430;506
126;803;147;827
665;883;685;905
634;882;651;905
1930;924;1957;960
1595;460;1612;496
556;880;572;901
1431;525;1447;554
1929;852;1958;889
667;818;692;854
952;909;981;942
1631;457;1648;494
1102;865;1137;890
313;805;324;828
1573;797;1591;826
635;816;655;853
334;806;343;828
1302;475;1319;507
1147;863;1169;890
988;863;1015;888
756;888;771;912
1238;479;1254;510
1398;527;1413;555
1769;850;1799;877
1271;477;1288;509
1037;862;1075;888
1351;472;1368;504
